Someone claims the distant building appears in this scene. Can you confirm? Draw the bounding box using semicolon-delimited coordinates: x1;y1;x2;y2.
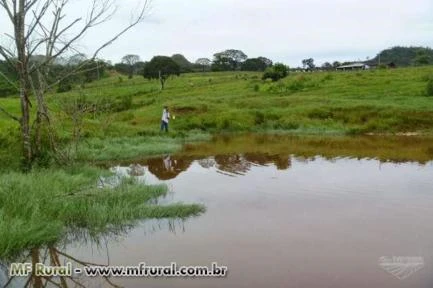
336;63;370;71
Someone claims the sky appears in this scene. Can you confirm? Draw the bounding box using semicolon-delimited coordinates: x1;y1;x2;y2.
1;0;433;67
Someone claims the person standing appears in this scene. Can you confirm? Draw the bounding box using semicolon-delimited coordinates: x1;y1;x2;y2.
161;106;170;132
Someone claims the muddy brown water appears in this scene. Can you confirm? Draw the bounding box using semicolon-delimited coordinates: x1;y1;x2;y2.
6;135;433;287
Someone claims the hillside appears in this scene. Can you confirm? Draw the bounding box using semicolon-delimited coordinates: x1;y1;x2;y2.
2;66;433;139
368;46;433;67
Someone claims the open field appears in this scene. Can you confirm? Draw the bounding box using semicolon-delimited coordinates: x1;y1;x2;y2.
2;66;433;140
56;66;433;136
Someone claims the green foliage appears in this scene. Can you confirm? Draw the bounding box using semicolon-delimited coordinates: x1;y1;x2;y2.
369;46;433;67
3;67;433;146
121;54;141;79
54;60;107;93
0;128;21;171
74;133;209;161
241;57;272;71
0;61;18;97
322;73;334;81
262;63;288;81
0;167;205;258
0;78;18;97
254;111;266;125
119;95;133;111
287;76;307;92
81;60;107;83
212;49;247;71
426;79;433;96
195;58;211;72
415;50;431;66
171;54;193;73
302;58;315;70
57;92;134;119
142;56;180;89
114;63;130;75
57;77;74;93
332;61;341;69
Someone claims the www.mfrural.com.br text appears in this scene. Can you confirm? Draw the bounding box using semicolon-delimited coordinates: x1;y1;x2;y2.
9;262;228;278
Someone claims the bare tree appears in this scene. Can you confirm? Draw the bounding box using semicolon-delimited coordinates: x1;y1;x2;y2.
0;0;151;170
121;54;140;79
195;57;211;72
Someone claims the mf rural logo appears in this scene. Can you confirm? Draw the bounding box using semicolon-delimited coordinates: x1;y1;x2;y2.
378;256;424;280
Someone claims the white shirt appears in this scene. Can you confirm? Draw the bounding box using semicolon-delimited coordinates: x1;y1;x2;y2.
162;109;170;123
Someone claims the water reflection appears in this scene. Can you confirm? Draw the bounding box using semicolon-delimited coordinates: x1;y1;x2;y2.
146;156;193;180
5;134;433;288
119;134;433;180
1;247;122;288
213;153;291;176
1;220;186;288
125;153;293;180
214;154;250;176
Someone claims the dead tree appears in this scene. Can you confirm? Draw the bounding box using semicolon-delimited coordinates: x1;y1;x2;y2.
0;0;151;170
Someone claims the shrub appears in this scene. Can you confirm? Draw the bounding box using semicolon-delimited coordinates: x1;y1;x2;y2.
262;63;288;82
308;109;333;119
273;121;300;130
220;118;231;130
426;79;433;96
0;79;18;97
57;78;73;93
254;111;265;125
119;112;135;122
322;74;333;81
287;79;305;92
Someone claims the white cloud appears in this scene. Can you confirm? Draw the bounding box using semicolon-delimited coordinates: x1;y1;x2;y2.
1;0;432;66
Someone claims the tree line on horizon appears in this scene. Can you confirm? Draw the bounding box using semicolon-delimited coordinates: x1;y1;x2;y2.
1;46;433;97
115;49;274;77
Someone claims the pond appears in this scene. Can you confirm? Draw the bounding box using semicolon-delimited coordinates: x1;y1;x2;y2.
3;134;433;288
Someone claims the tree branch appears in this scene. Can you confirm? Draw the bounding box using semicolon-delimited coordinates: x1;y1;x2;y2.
0;105;20;122
25;0;52;42
0;70;18;89
0;0;15;22
90;0;150;59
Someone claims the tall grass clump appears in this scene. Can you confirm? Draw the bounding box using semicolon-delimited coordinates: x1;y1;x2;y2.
74;133;209;162
0;167;205;259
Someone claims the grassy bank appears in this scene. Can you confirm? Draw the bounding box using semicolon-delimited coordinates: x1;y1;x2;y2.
73;133;210;162
0;166;204;259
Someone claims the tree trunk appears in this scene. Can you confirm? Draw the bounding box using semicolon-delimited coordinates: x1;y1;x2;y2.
159;70;164;90
129;65;133;79
31;248;43;288
33;69;53;159
19;86;32;169
16;0;32;169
